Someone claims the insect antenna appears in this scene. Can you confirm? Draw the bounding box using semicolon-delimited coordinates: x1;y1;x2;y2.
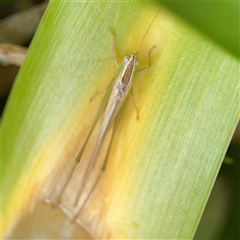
137;6;162;53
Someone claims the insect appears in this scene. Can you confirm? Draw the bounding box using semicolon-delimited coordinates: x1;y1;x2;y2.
54;6;162;222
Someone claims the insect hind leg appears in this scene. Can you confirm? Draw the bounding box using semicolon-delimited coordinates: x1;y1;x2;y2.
71;101;126;223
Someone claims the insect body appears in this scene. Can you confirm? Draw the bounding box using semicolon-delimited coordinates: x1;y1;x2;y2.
54;6;161;221
78;54;138;195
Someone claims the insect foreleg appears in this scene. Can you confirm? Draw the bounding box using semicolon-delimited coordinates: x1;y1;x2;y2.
109;29;120;67
137;45;156;74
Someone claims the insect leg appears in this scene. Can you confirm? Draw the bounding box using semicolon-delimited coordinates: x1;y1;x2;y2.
137;45;156;74
109;29;120;67
130;88;139;120
54;81;113;206
71;101;126;222
89;89;108;102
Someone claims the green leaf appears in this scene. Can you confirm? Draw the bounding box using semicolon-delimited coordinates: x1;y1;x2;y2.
1;1;239;239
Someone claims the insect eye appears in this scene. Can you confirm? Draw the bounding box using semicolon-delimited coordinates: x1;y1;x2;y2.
124;56;130;62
